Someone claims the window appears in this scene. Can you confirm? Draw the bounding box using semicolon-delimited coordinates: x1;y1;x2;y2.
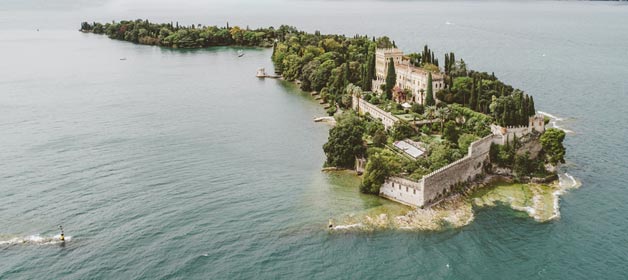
406;187;408;192
413;189;416;195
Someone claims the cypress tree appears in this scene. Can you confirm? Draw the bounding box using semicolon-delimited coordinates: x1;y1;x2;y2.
385;57;396;99
501;110;507;126
444;54;449;74
367;52;375;86
425;73;435;106
470;78;477;110
361;65;370;91
529;96;535;116
344;61;350;88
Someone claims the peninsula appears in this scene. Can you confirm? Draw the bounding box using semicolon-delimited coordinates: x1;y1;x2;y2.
80;20;567;223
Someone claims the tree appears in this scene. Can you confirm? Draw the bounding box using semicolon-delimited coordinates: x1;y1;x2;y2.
443;121;459;144
539;128;566;165
513;152;531;178
363;51;376;91
322;112;366;168
372;129;387;147
529;96;536;116
411;103;424;114
391;121;415;140
425;72;435;106
458;133;478;152
385;57;396;99
470;77;478;110
360;152;390;194
428;142;462;170
281;54;302;81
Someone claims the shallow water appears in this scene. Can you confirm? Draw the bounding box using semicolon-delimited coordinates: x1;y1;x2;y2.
2;0;628;279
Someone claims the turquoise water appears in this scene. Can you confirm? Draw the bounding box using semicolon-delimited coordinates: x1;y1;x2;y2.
1;1;628;279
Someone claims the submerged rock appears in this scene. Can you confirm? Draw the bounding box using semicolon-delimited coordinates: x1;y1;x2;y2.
330;175;580;232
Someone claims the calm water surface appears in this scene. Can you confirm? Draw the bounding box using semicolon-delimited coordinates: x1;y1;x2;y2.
1;1;628;279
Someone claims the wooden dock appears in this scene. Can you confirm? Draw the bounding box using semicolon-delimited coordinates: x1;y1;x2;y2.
256;67;281;79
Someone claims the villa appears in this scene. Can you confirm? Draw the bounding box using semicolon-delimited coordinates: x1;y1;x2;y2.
371;48;446;105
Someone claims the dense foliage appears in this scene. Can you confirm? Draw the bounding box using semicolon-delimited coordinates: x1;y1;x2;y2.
540;128;566;165
80;19;288;48
360;148;401;194
271;31;380;107
489;134;548;179
436;63;536;126
322;112;366;169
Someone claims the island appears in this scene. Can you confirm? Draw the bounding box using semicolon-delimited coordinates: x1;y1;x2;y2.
80;20;570;229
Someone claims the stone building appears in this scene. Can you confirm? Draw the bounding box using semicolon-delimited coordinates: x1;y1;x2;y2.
372;48;445;105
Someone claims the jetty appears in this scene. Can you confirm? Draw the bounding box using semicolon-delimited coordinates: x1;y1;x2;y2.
256;68;281;79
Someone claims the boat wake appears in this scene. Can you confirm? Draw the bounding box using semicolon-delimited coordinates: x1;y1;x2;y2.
331;223;363;231
0;234;71;246
538;111;574;133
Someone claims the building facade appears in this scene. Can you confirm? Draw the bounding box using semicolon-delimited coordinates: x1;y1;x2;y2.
372;48;445;105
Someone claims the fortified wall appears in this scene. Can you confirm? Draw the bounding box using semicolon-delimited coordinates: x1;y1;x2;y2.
491;115;545;145
381;135;498;208
351;95;546;208
420;135;498;205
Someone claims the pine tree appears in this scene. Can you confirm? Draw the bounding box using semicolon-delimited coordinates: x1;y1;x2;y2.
425;72;435;106
385;57;396;99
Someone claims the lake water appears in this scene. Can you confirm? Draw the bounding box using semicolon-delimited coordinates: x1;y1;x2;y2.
1;1;628;279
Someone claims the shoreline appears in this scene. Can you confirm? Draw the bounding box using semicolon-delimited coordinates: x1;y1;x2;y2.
329;173;577;232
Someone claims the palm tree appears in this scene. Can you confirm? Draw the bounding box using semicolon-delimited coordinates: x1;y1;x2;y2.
435;107;450;133
424;105;436;120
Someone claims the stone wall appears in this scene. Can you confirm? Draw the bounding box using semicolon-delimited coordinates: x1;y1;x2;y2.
352;95;399;129
420;135;496;205
380;176;424;207
490;115;545;145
